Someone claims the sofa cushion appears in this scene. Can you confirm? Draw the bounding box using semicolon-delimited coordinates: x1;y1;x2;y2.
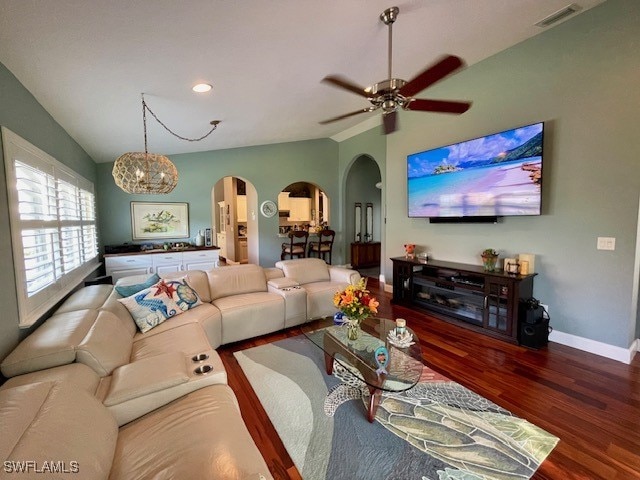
109;385;272;480
76;310;134;377
56;284;114;314
133;302;222;349
114;273;161;297
302;281;349;320
207;264;267;301
0;363;100;395
0;382;118;479
212;292;284;344
100;289;139;337
276;258;331;285
1;309;98;378
131;323;211;361
118;282;183;333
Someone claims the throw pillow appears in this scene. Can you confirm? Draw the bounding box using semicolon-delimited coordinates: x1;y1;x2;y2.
164;278;203;312
115;274;161;297
117;281;182;333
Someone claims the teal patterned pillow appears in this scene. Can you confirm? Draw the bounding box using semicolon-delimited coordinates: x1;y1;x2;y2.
115;274;161;297
117;281;183;333
165;279;203;311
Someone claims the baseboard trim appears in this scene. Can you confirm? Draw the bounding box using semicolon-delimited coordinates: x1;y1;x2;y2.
549;330;638;364
383;284;637;364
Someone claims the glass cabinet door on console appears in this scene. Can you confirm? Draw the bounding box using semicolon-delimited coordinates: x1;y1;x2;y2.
484;277;512;336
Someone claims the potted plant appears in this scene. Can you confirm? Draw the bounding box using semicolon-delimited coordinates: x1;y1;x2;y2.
481;248;499;272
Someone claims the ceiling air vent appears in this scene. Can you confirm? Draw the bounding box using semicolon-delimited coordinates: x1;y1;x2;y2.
535;3;583;28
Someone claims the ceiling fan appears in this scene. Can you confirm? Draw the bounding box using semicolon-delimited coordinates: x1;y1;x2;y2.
319;6;472;134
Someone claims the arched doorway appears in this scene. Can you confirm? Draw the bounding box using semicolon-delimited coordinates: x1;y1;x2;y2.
212;176;258;264
344;155;382;278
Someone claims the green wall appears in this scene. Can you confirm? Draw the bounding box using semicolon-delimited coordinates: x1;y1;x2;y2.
382;0;640;349
96;138;340;266
0;62;97;362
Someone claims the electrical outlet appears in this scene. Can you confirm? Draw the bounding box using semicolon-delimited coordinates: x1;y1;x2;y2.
540;303;549;319
597;237;616;251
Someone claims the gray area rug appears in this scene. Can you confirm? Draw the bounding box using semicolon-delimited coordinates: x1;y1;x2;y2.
234;336;558;480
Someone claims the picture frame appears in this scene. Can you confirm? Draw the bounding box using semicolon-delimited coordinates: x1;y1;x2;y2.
131;202;189;240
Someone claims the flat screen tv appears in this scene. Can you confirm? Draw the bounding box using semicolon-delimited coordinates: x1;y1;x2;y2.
407;122;543;220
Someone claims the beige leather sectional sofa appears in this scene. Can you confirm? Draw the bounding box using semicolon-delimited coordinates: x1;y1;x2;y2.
0;258;359;479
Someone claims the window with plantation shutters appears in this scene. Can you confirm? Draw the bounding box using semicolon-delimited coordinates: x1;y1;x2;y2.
2;127;99;327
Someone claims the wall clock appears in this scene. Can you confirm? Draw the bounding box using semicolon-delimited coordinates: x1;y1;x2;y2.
260;200;277;218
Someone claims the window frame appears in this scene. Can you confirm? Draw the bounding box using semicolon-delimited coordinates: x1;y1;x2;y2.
2;127;99;327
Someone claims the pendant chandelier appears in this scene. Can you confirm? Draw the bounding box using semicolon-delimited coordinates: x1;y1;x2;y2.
112;94;220;194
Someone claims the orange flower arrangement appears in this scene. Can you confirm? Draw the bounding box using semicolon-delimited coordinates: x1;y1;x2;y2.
333;279;379;321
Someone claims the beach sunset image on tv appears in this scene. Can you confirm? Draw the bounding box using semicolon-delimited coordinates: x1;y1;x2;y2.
407;122;543;218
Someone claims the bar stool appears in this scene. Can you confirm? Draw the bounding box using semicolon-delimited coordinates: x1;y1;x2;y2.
308;229;335;264
281;230;309;260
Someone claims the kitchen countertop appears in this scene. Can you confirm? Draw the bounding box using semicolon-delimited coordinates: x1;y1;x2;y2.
104;246;219;257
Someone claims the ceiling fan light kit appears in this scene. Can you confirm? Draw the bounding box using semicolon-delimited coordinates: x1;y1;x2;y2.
112;94;220;194
320;6;472;134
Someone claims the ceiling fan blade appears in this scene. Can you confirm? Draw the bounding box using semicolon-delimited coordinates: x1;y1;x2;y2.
382;111;398;134
399;55;466;98
406;98;472;114
322;75;371;98
319;108;373;125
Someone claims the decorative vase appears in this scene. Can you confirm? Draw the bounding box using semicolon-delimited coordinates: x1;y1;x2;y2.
481;254;498;272
346;317;363;340
195;230;205;247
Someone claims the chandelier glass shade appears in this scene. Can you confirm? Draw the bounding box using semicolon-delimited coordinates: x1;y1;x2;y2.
112;152;178;194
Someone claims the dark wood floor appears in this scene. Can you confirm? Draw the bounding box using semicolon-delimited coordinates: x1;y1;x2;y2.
218;278;640;480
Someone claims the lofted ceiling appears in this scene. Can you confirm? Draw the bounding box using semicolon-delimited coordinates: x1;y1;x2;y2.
0;0;606;163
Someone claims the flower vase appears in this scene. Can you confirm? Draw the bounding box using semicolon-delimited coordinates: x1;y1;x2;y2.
346;317;363;340
481;254;498;272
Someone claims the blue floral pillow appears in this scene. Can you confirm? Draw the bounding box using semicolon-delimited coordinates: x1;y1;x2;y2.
117;281;183;333
165;278;203;312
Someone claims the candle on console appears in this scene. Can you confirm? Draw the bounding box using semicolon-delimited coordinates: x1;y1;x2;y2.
518;253;535;274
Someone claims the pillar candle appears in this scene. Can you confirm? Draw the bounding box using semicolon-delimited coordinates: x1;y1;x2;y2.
518;253;536;274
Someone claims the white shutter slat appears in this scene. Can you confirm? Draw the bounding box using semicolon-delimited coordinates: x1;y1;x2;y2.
3;127;98;327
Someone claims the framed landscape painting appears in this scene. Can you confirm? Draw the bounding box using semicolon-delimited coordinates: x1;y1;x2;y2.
131;202;189;240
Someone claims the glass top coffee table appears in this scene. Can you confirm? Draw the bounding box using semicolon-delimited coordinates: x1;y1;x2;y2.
301;317;423;422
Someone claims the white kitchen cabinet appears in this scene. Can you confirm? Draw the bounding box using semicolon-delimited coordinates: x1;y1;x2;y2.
105;249;220;283
216;233;227;259
152;252;184;275
237;237;248;263
218;201;226;233
277;192;290;211
287;197;311;222
105;256;153;283
183;250;219;270
236;195;247;222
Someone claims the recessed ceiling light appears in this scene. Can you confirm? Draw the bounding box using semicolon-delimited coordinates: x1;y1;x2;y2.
192;83;212;93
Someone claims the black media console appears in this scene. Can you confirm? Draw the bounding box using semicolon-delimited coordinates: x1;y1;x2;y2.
390;257;536;344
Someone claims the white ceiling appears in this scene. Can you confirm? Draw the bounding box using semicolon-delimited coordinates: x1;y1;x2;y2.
0;0;605;163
